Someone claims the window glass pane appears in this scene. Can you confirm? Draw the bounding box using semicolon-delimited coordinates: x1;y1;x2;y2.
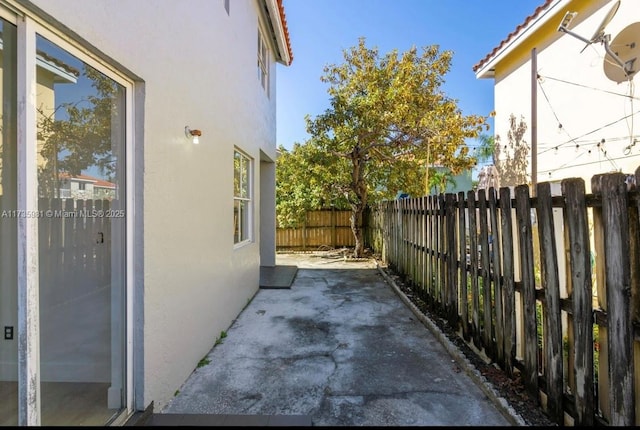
234;151;241;197
234;200;239;243
240;156;248;198
233;150;251;245
240;200;249;242
35;34;126;425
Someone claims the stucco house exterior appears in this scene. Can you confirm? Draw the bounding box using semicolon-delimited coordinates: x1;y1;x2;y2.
474;0;640;193
0;0;292;426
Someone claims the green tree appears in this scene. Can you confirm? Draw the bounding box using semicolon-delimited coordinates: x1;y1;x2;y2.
302;37;488;257
276;142;350;228
427;169;456;195
475;133;496;166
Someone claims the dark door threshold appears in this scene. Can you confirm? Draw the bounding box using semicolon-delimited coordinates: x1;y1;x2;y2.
259;265;298;289
146;413;311;427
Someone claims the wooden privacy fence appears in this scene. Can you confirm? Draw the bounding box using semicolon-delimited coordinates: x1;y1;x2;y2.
276;208;355;250
364;169;640;426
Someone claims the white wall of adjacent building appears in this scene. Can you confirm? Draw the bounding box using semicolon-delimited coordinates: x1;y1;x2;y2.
491;0;640;193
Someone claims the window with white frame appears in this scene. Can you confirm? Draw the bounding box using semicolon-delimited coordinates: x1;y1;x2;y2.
257;27;269;95
234;149;252;244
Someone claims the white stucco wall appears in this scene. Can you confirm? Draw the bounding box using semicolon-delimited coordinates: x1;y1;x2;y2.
492;0;640;193
27;0;280;410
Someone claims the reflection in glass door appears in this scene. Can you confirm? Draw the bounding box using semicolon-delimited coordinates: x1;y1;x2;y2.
35;34;126;426
0;17;18;427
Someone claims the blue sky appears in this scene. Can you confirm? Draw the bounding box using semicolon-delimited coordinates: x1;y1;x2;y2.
276;0;545;151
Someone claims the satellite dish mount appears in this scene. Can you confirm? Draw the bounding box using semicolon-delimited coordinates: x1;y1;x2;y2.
557;0;635;81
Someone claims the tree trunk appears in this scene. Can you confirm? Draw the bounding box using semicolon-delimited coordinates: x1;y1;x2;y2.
350;204;365;258
350;148;367;258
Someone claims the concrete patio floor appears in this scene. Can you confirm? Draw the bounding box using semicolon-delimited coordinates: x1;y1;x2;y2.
156;251;522;426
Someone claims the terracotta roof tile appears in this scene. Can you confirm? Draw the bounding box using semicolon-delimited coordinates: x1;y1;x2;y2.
277;0;293;65
473;0;554;72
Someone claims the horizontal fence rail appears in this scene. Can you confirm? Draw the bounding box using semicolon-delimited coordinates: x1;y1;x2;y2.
364;168;640;426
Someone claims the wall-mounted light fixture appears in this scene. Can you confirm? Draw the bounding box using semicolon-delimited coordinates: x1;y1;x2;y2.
185;126;202;144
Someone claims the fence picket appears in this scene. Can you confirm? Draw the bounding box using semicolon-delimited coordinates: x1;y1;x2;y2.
515;184;539;401
562;177;594;425
458;191;469;341
489;187;505;367
478;189;494;357
499;187;516;377
467;190;481;349
446;193;457;328
536;182;564;424
596;173;635;426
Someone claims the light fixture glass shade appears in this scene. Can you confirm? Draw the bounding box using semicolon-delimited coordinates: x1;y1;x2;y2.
185;126;202;144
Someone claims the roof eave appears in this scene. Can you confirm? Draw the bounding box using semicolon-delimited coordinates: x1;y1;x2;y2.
475;0;570;80
265;0;292;66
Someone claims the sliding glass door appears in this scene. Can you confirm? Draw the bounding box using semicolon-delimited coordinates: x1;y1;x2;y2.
35;33;127;426
0;11;129;426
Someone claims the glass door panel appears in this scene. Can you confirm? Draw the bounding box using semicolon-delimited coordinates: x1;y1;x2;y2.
0;17;18;427
35;34;126;426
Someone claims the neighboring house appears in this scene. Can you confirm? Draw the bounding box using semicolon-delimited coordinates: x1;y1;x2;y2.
56;173;117;200
474;0;640;193
0;0;292;426
395;166;472;198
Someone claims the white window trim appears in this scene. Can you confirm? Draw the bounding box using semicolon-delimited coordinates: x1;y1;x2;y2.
234;148;253;248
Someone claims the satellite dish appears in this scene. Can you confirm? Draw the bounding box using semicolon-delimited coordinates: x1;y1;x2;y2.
580;0;621;52
590;0;621;43
604;22;640;83
558;1;621;52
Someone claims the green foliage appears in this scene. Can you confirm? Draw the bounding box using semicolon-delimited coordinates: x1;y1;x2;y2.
474;133;496;165
197;356;211;368
427;168;457;195
276;142;350;228
278;37;489;256
214;330;227;346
